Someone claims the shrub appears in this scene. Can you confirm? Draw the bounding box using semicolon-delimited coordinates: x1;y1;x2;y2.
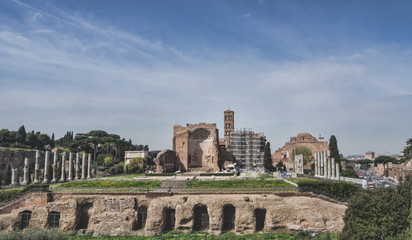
104;157;114;167
109;164;124;175
297;179;360;199
127;157;146;173
0;184;49;202
0;227;66;240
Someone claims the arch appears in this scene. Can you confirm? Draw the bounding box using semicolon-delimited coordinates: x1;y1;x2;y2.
76;202;93;230
137;206;147;229
163;208;175;232
193;205;209;231
254;208;266;232
20;210;32;229
222;205;235;231
48;211;60;228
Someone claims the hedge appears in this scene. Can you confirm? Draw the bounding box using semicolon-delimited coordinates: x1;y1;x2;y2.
145;173;176;176
297;179;361;198
187;180;293;188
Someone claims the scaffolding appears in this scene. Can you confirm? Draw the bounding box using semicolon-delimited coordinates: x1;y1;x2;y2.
229;128;266;171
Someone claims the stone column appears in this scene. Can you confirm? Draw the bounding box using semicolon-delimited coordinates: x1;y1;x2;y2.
42;151;50;183
324;151;328;178
67;152;73;181
33;150;40;183
316;152;320;176
331;157;336;179
51;152;58;183
81;153;86;179
10;168;19;187
336;162;340;180
87;153;92;179
22;158;29;185
59;153;66;182
328;157;332;179
320;151;324;176
75;153;80;180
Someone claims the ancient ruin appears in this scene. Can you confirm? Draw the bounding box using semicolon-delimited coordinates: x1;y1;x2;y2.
272;133;328;171
173;123;220;172
0;192;347;236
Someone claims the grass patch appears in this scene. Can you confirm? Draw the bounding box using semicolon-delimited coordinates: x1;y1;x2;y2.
187;179;294;188
55;180;161;188
0;184;49;202
67;231;339;239
0;146;32;151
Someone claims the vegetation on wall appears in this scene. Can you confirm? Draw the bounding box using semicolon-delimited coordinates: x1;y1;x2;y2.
292;146;312;166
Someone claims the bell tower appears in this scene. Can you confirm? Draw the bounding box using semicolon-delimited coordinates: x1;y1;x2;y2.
224;109;234;140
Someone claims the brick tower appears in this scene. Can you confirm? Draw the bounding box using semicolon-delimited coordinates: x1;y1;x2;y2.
224;109;234;140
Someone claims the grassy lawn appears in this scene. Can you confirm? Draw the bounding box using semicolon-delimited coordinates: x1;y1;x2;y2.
53;180;161;188
67;231;339;240
0;146;32;151
186;179;295;188
287;178;320;184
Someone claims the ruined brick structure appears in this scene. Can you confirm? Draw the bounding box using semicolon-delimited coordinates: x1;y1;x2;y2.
173;123;220;172
154;150;179;173
0;192;346;236
272;133;328;170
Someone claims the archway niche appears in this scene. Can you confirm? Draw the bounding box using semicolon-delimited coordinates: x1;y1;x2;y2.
76;203;93;230
222;205;235;231
20;210;32;229
254;208;266;231
193;205;209;231
137;206;147;229
163;208;175;232
48;211;61;228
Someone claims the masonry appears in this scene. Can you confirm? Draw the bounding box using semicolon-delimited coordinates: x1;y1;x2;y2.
173;123;220;172
0;192;346;236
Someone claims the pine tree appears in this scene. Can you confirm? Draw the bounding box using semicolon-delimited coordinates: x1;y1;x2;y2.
16;125;26;145
50;133;55;149
263;142;273;172
329;135;341;163
3;164;11;185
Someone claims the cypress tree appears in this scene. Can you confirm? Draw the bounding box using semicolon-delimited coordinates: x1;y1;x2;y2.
263;142;273;172
3;164;11;185
16;125;26;145
329;135;341;163
50;133;55;149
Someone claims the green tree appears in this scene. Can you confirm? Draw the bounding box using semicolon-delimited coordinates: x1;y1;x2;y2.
293;146;312;165
340;167;358;178
329;135;341;163
263;142;273;172
16;125;26;145
37;134;51;150
374;155;396;177
341;176;412;240
26;132;38;149
356;159;373;170
127;157;146;173
3;164;11;185
275;161;285;171
104;156;114;167
0;129;13;147
50;133;55;148
402;138;412;161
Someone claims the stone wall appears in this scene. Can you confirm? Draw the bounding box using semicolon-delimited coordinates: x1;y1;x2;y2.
173;123;220;172
0;192;346;236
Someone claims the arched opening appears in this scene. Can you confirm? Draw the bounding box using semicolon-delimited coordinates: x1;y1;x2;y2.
163;208;175;232
137;206;147;229
48;211;60;228
77;203;93;230
20;210;32;229
222;205;235;231
193;205;209;231
254;208;266;232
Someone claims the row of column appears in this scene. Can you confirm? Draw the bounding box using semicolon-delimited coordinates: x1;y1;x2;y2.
314;151;340;180
10;150;92;187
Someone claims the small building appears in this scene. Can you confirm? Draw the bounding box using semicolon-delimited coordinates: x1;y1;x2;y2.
124;151;148;166
229;129;266;171
365;151;375;160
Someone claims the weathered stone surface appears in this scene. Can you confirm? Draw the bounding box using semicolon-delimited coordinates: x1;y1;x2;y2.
0;193;346;236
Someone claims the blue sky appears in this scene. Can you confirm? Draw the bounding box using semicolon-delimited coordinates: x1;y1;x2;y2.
1;0;411;155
